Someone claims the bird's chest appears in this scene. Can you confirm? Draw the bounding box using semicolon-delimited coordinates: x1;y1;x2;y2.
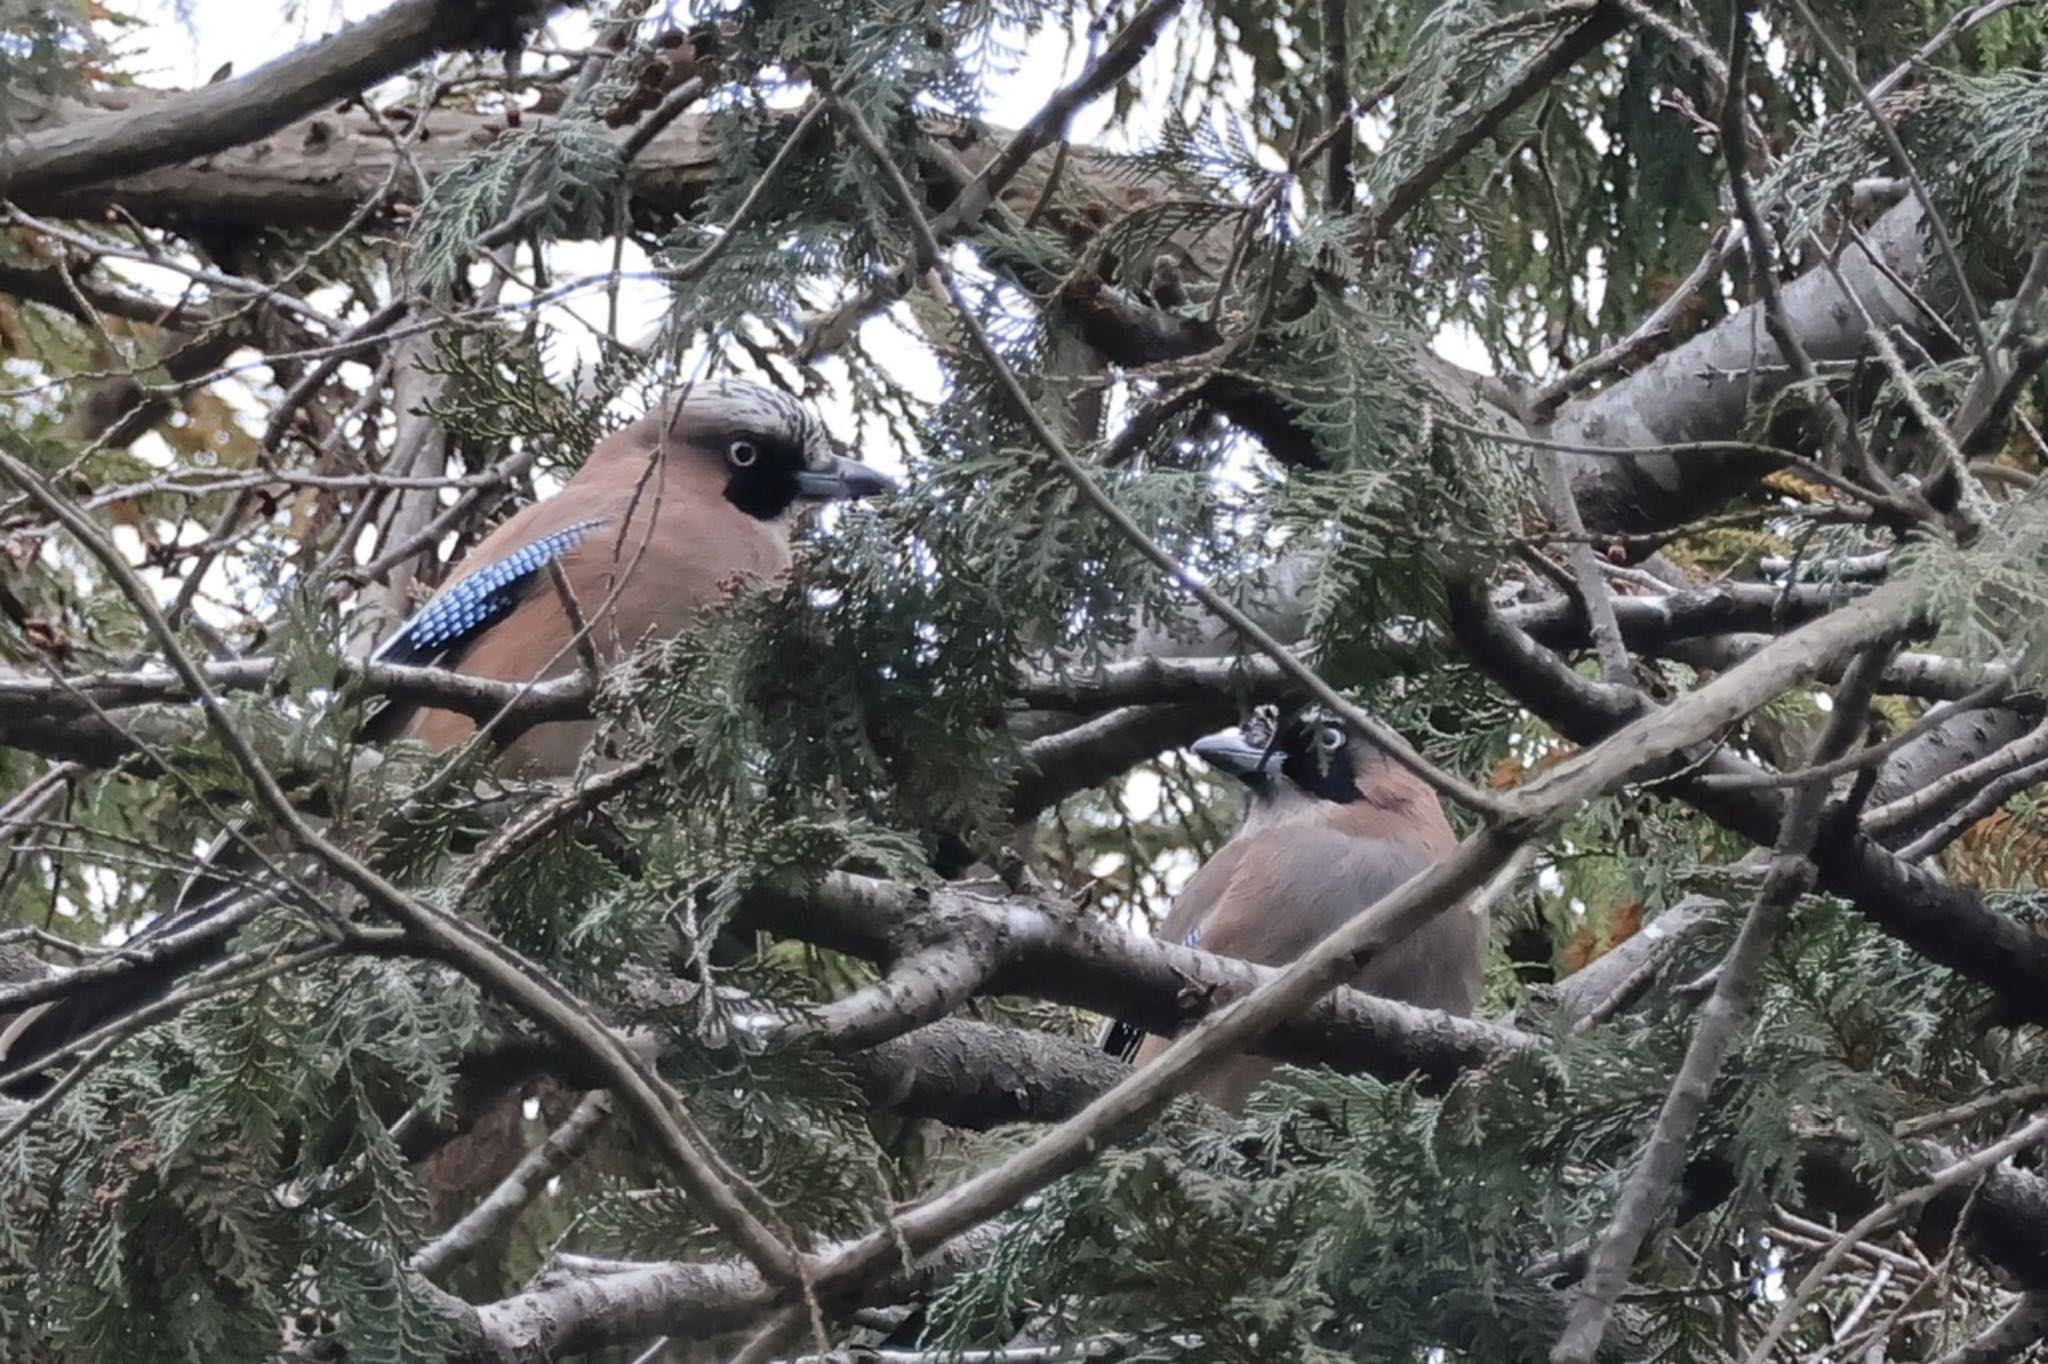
574;506;793;654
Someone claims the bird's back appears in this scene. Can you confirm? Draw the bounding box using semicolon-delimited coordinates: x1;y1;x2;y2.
1135;766;1483;1109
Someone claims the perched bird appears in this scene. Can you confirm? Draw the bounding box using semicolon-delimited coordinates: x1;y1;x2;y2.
0;378;890;1087
882;710;1483;1357
1105;704;1486;1111
377;376;892;775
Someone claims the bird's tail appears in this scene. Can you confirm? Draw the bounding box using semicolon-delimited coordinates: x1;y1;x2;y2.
1100;1015;1147;1062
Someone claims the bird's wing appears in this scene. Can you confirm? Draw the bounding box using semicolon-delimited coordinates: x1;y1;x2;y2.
376;517;610;666
1111;818;1483;1072
1194;820;1482;1011
1100;838;1251;1061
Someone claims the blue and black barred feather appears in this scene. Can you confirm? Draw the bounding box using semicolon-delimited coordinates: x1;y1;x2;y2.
1101;921;1204;1060
377;518;610;665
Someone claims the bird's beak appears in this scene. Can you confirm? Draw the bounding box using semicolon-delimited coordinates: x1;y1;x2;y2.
795;455;895;501
1191;727;1281;781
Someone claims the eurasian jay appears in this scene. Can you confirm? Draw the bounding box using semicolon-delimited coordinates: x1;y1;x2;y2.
1106;704;1486;1111
375;375;892;775
0;378;889;1085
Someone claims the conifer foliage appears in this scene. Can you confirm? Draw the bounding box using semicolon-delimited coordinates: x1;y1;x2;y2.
5;0;2048;1360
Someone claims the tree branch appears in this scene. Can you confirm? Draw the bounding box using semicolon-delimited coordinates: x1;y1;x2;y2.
411;1090;614;1282
1446;581;2048;1021
739;873;1527;1088
1551;643;1893;1364
0;0;553;197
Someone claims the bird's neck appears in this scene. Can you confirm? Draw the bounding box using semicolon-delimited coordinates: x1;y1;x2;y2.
1241;779;1327;831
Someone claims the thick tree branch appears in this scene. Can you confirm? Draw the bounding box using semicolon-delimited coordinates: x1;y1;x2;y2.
1021;579;1854;711
740;873;1526;1088
1008;701;1235;819
0;0;554;197
0;658;590;768
838;1017;1130;1129
464;1225;1003;1364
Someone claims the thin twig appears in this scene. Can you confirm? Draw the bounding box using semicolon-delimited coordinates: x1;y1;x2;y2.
1784;0;1995;377
1864;717;2048;837
1926;1291;2048;1364
1743;1113;2048;1363
798;0;1187;361
1871;0;2034;103
825;94;1511;820
411;1090;615;1280
0;941;348;1148
1718;4;1891;499
1898;1083;2048;1139
545;559;604;680
1693;674;2011;791
452;756;664;906
1531;416;1633;687
1549;641;1896;1364
1536;222;1737;415
1898;752;2048;862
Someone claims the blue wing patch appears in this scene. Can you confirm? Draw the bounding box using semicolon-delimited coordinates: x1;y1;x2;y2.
377;518;610;666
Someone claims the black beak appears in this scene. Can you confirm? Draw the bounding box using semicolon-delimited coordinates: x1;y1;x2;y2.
795;455;895;500
1191;727;1281;781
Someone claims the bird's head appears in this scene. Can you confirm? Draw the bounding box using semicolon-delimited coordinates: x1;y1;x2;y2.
1190;703;1373;808
664;377;894;520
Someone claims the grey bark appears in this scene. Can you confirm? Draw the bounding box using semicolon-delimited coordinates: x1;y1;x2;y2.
0;0;553;196
1554;203;1942;533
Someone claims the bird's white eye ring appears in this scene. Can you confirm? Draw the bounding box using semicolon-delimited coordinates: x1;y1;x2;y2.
1317;725;1344;752
728;440;758;468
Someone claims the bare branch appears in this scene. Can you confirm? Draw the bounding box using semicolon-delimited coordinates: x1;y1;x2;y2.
1746;1114;2048;1363
411;1090;614;1282
0;0;552;197
740;873;1527;1087
466;1226;1004;1362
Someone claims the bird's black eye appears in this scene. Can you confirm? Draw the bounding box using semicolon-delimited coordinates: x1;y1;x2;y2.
1316;725;1344;753
727;439;758;469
